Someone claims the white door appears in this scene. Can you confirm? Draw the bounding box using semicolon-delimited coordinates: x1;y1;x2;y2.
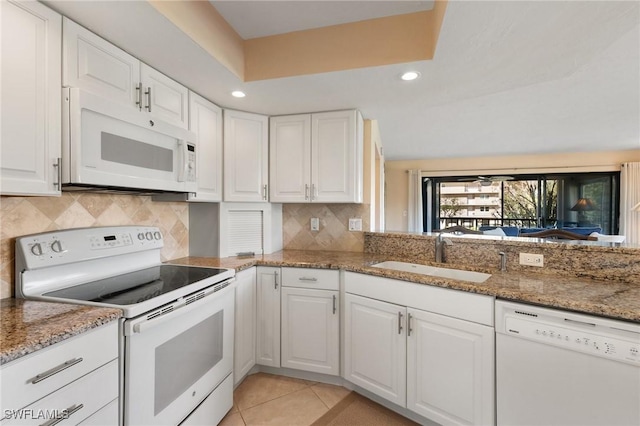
140;63;188;129
407;308;495;426
281;288;339;375
1;0;62;196
344;293;406;406
188;92;223;202
223;110;269;202
256;267;281;367
269;115;311;202
62;17;139;108
234;268;256;385
311;110;362;203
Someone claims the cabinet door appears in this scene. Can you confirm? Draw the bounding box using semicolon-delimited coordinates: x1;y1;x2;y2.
62;17;139;108
188;92;223;202
281;288;339;375
1;0;61;196
234;268;256;384
344;293;406;406
224;110;269;202
140;63;188;129
256;267;280;367
312;110;363;203
407;308;495;425
269;115;311;202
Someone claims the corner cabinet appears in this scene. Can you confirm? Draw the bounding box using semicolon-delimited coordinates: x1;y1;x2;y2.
234;267;256;384
270;110;363;203
344;272;495;426
223;110;269;202
188;92;223;202
1;0;62;196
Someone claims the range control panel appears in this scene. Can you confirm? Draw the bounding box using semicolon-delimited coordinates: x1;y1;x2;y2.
17;226;163;270
504;315;640;366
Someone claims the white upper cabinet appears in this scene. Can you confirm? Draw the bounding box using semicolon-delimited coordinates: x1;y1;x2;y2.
140;63;188;128
224;110;269;202
1;0;62;196
63;18;188;129
270;110;363;203
269;115;312;202
188;92;223;202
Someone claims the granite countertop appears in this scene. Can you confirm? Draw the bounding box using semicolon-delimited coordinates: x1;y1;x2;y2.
172;250;640;323
0;299;122;365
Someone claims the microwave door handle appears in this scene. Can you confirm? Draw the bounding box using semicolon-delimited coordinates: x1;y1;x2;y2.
177;139;187;182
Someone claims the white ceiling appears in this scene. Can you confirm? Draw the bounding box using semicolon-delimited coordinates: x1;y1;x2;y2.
45;1;640;161
210;0;435;39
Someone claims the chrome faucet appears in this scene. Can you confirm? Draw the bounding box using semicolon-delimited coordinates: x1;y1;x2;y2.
499;251;507;272
435;234;453;263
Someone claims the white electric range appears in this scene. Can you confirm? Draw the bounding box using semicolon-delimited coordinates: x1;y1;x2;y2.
16;226;236;426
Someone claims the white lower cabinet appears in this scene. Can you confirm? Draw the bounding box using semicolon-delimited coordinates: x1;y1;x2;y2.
256;266;281;367
234;267;257;384
281;287;339;375
344;272;495;426
344;293;406;405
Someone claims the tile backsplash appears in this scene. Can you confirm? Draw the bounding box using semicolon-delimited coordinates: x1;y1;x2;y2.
0;193;189;299
283;203;370;252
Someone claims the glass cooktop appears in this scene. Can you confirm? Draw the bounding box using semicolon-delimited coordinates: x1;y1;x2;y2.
45;265;228;306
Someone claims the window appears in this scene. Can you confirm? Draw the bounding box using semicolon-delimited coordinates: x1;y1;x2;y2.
423;172;619;234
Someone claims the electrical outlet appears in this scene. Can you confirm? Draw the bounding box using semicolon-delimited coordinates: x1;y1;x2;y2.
310;218;320;231
519;253;544;267
348;218;363;231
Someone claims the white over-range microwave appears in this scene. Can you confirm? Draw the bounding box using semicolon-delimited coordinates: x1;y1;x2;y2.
62;87;197;193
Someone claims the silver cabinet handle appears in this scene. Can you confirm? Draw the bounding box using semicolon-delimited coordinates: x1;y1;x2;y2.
298;277;318;282
407;313;413;337
262;184;268;200
311;183;316;201
30;358;83;384
332;295;337;315
40;403;84;426
135;82;143;111
305;184;310;200
274;270;279;289
52;157;61;191
145;86;152;112
398;312;404;335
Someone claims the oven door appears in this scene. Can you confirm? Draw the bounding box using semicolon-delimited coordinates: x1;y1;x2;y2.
63;87;197;193
123;283;234;426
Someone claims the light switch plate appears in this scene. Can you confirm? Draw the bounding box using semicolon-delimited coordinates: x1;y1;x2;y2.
310;218;320;231
348;218;363;231
519;252;544;267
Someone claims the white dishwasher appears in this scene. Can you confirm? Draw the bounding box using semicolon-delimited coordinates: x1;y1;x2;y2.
495;300;640;426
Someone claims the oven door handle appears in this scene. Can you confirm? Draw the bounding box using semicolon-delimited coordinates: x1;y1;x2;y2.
125;279;235;336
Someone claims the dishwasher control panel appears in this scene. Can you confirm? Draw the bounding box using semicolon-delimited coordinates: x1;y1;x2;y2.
497;301;640;366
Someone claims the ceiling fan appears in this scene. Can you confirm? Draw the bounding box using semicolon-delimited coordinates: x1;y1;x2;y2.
458;176;515;186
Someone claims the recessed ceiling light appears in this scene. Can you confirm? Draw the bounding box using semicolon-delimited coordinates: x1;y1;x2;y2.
400;71;420;81
231;90;246;98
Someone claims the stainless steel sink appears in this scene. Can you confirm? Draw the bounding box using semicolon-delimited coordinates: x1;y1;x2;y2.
371;261;491;283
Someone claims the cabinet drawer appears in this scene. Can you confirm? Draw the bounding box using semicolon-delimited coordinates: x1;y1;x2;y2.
1;359;118;425
77;398;118;426
0;322;118;415
281;268;339;290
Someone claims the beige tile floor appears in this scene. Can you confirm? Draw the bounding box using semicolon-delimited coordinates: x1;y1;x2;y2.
220;373;351;426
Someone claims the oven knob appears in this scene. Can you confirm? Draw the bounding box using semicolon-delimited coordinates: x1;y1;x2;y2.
145;232;153;240
154;231;162;240
30;243;43;256
138;233;145;241
50;240;64;253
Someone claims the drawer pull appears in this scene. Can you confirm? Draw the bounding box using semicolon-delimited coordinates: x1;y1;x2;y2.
30;358;83;384
398;312;404;335
40;403;84;426
332;295;337;315
298;277;318;282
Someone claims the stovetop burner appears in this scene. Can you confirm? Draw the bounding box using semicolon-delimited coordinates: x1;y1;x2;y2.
45;265;228;306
